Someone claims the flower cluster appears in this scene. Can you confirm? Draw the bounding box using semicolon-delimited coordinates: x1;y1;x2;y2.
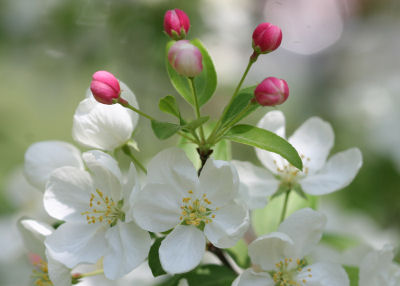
17;7;395;286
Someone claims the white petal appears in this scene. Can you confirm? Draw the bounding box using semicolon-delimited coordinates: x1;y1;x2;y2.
132;183;181;232
233;269;274;286
300;148;362;195
82;150;122;201
296;262;349;286
87;80;140;128
248;232;295;271
204;202;249;248
278;208;326;258
359;245;400;286
232;160;279;209
159;225;205;274
146;147;198;194
198;159;239;206
72;98;134;151
24;141;83;190
256;111;287;174
177;278;189;286
122;163;140;222
18;217;53;257
45;222;107;268
289;117;334;174
46;249;72;286
103;222;151;280
44;166;94;222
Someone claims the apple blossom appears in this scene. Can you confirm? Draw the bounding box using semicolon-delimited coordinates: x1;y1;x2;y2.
254;77;289;106
252;22;282;54
168;40;203;77
233;111;363;209
233;208;349;286
90;71;121;105
43;150;151;280
164;9;190;40
133;148;249;274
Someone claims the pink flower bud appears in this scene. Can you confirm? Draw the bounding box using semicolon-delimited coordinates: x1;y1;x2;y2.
252;23;282;54
164;9;190;40
168;40;203;78
90;70;121;105
254;77;289;106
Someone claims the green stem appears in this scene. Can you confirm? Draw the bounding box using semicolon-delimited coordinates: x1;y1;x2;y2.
207;56;256;142
121;145;147;174
188;77;205;143
280;190;291;223
78;269;104;278
117;99;155;121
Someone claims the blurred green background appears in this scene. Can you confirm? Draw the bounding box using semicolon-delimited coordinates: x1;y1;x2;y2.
0;0;399;283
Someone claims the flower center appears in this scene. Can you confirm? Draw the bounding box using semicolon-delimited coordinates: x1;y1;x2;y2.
180;190;218;227
31;257;52;286
274;154;310;184
272;258;312;286
81;189;125;226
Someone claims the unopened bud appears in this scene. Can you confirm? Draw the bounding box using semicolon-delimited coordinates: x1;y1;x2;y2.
164;9;190;40
168;40;203;78
254;77;289;106
252;23;282;54
90;70;121;105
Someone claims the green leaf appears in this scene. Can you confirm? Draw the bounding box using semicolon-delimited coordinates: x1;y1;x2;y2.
220;86;257;128
223;124;303;170
321;233;360;251
182;116;210;131
344;265;359;286
151;120;181;140
159;95;182;122
148;237;167;277
212;139;231;161
166;39;217;107
158;264;236;286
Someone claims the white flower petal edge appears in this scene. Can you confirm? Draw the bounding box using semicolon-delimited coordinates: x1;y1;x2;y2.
46;249;72;286
359;245;400;286
288;117;334;174
45;222;108;268
24;141;84;190
72;97;134;151
256;110;287;174
18;217;53;256
103;222;152;280
300;148;363;195
278;208;327;258
159;225;206;274
296;262;349;286
232;160;279;209
232;269;274;286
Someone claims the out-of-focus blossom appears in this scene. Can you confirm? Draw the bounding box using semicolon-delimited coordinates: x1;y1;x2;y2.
168;40;203;77
233;111;362;209
133;148;249;274
233;208;349;286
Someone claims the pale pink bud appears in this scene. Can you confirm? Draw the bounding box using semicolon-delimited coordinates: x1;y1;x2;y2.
164;9;190;40
254;77;289;106
90;70;121;105
252;23;282;54
28;253;43;266
168;40;203;78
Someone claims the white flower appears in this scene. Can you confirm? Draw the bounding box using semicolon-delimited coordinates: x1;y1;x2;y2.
72;81;139;151
133;148;249;274
18;217;72;286
233;111;363;209
24;141;84;191
359;245;400;286
43;150;151;280
233;208;349;286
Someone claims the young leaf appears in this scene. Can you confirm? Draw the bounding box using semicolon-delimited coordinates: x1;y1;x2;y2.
223;124;303;170
148;237;167;277
166;39;217;107
343;265;359;286
151;120;181;140
182;116;209;131
220;86;257;128
159;95;182;121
